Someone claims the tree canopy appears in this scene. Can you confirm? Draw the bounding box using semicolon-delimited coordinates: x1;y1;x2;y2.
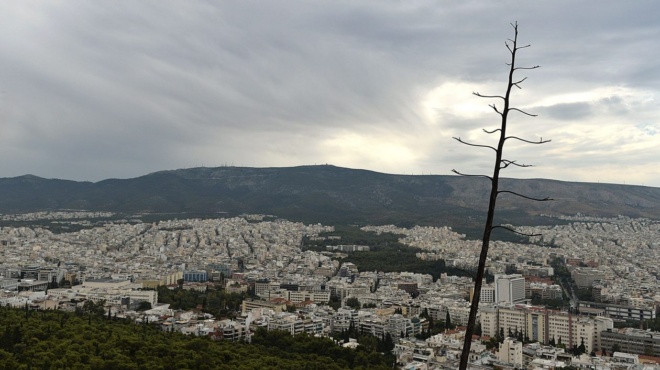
0;305;392;369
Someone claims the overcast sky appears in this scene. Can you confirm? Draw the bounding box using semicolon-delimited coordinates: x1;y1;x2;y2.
1;1;658;187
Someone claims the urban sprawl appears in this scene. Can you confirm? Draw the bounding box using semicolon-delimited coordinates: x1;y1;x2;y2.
1;212;659;369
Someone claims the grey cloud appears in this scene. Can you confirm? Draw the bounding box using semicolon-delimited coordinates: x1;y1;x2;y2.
537;102;593;121
0;1;659;186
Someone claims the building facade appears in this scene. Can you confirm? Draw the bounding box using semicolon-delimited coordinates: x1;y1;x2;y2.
495;274;526;304
480;304;613;354
601;328;660;356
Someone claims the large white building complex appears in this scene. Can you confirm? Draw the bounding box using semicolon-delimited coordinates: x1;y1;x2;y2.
480;304;614;354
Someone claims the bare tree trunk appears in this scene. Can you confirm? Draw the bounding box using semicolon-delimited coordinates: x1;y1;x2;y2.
456;22;548;370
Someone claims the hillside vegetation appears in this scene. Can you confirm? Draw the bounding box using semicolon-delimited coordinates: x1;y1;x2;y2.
0;305;392;370
1;166;659;237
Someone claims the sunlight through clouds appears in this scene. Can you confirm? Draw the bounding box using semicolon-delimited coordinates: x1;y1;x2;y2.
321;131;421;174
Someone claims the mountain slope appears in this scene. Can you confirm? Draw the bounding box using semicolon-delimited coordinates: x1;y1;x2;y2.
0;166;658;230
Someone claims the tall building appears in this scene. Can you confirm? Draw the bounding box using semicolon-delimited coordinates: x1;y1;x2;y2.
480;304;613;354
481;286;495;303
495;274;526;304
497;338;523;367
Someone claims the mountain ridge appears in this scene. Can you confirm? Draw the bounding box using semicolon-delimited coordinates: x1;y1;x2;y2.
1;165;658;231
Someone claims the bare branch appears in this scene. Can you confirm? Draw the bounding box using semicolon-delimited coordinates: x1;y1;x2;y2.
514;65;540;71
497;190;553;202
504;135;551;144
515;44;531;50
473;92;505;100
512;77;528;85
500;159;533;169
505;42;513;53
491;225;542;237
451;169;493;181
489;104;502;115
452;137;497;152
483;128;501;134
508;107;537;116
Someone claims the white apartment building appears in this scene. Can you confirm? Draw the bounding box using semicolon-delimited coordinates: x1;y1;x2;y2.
480;285;495;304
497;338;523;367
480;304;613;354
127;290;158;307
480;305;498;339
446;303;472;326
217;319;249;342
241;299;286;315
571;268;604;290
267;314;305;336
386;314;414;338
495;274;526;304
288;290;330;304
254;280;280;298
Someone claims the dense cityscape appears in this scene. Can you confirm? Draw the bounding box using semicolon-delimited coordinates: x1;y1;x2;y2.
3;0;660;369
1;211;658;369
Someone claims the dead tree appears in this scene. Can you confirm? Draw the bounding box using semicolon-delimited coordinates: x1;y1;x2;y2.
454;22;551;370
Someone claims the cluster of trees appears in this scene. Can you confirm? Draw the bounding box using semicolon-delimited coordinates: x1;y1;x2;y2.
0;305;393;369
612;316;660;332
484;327;529;349
644;317;660;331
328;322;396;366
303;226;484;281
550;257;594;302
548;336;588;356
550;257;585;302
0;219;99;234
530;296;566;310
345;297;361;310
415;309;452;341
302;226;402;248
155;285;246;319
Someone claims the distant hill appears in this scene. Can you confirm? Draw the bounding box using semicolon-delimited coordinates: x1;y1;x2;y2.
1;166;659;234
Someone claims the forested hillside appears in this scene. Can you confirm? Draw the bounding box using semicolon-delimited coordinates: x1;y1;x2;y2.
0;306;392;370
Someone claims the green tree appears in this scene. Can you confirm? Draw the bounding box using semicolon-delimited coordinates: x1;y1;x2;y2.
136;301;152;311
346;297;360;310
578;338;586;355
0;306;393;369
422;310;434;331
328;295;341;310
